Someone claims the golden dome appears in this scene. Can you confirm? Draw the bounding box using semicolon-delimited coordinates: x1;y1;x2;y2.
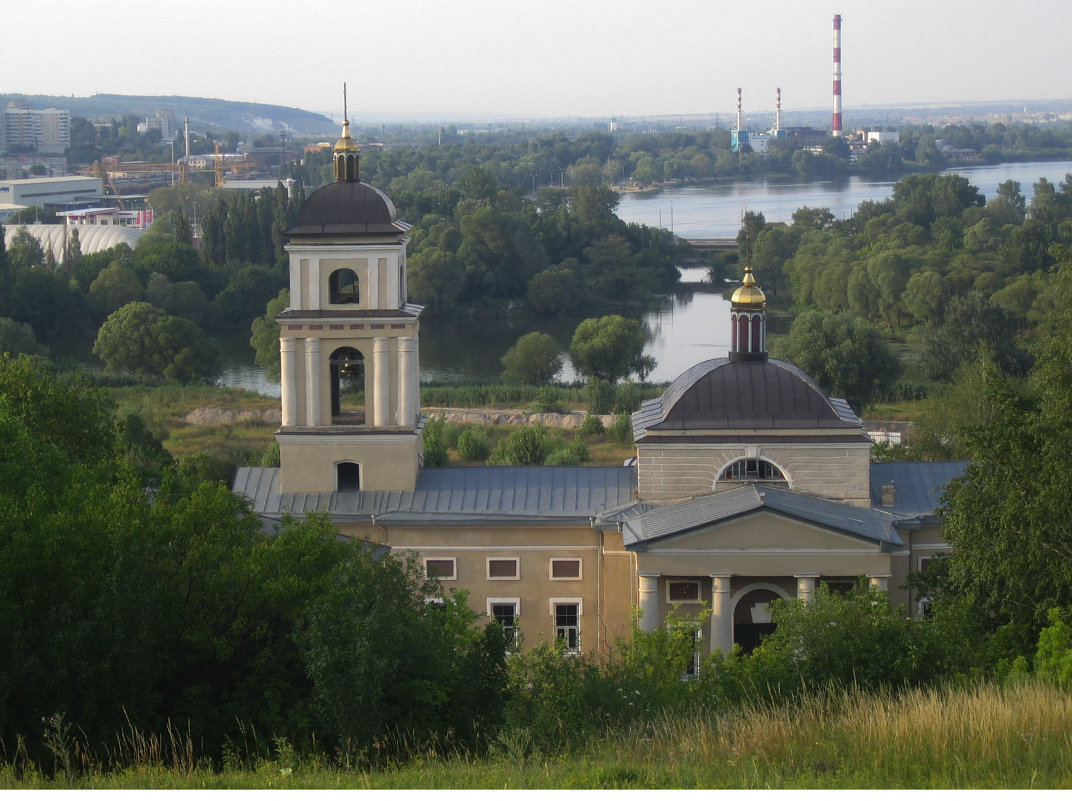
731;264;766;308
334;119;359;154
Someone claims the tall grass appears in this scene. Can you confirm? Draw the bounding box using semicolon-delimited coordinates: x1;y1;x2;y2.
4;681;1071;789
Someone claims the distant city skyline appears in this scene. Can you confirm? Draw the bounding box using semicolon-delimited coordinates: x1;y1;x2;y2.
8;0;1071;121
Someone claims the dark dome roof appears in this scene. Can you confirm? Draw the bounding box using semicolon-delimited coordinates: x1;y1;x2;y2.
285;181;407;236
634;358;862;433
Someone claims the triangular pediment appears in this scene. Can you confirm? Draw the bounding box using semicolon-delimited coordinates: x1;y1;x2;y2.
639;508;881;553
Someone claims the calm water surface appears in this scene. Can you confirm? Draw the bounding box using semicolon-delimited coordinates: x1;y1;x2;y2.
217;160;1072;394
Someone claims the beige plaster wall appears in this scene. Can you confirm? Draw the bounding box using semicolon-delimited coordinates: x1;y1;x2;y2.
637;441;872;505
277;432;420;492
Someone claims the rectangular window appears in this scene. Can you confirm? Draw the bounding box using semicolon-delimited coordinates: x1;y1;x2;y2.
487;558;519;580
684;627;701;679
424;557;456;581
551;600;581;654
549;558;582;581
668;580;701;604
488;600;519;649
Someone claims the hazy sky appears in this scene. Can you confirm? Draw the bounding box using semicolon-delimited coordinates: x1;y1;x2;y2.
8;0;1070;120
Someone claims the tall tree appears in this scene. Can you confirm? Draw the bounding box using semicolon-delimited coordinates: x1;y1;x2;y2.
569;315;654;384
769;310;900;412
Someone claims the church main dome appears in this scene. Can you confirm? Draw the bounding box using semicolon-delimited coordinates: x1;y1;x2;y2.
633;357;865;438
286;181;406;236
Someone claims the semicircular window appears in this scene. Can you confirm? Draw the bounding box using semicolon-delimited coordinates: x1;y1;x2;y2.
329;268;360;304
723;458;785;482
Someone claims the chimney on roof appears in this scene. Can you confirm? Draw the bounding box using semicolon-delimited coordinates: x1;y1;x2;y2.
881;482;896;507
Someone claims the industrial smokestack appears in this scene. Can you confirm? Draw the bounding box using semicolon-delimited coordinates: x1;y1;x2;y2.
736;87;743;131
775;87;782;132
832;14;843;137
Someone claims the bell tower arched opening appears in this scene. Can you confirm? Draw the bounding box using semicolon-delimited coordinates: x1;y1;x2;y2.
329;346;366;422
329;268;360;305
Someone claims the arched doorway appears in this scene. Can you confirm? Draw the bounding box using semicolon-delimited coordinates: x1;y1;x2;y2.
733;586;786;654
337;461;360;491
329;346;365;422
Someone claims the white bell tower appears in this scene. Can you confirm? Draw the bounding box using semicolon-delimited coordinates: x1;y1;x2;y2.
275;92;423;493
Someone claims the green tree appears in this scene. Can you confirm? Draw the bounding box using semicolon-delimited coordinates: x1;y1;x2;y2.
88;262;143;319
919;292;1028;381
569;315;654;384
500;331;563;384
94;301;220;383
769;310;900;412
6;225;45;271
249;289;289;381
0;318;47;358
940;262;1072;650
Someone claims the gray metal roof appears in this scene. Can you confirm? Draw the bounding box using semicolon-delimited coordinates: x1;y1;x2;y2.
869;461;967;519
286;180;409;236
234;465;638;524
633;358;864;440
620;484;903;550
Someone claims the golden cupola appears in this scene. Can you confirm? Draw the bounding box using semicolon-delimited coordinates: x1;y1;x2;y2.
333;84;360;183
729;262;767;362
730;263;766;310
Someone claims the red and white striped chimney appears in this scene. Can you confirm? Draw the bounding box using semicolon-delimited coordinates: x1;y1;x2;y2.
832;14;843;137
736;87;743;131
775;87;782;131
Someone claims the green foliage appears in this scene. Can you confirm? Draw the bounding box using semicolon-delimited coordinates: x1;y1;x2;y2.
606;413;634;445
579;414;605;435
584;377;615;415
94;302;220;384
249;289;289;382
488;425;552;466
570;316;653;384
1035;608;1072;686
422;416;449;467
298;551;506;757
456;427;490;462
770;309;901;412
499;331;563;384
940;262;1072;647
531;386;566;414
0;317;47;358
612;381;644;414
743;582;926;693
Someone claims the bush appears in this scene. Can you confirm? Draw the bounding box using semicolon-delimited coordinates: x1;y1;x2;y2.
585;377;614;415
423;416;449;467
607;413;634;445
489;426;550;466
613;381;644;414
532;386;567;414
579;414;605;434
456;426;490;462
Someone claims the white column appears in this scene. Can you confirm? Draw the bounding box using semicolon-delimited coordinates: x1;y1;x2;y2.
305;338;321;426
373;337;390;427
637;573;661;632
280;337;297;427
710;574;733;656
399;336;417;428
796;573;819;603
368;257;381;308
868;574;891;592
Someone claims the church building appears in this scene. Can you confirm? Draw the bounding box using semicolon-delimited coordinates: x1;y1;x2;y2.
234;117;964;659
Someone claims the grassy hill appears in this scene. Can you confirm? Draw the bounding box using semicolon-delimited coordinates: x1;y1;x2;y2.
1;93;336;136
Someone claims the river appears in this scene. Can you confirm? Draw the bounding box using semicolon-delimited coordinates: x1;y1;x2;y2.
216;159;1072;395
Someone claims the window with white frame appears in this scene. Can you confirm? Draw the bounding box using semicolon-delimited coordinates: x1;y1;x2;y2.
722;458;785;482
424;557;456;581
487;558;519;580
684;626;701;679
488;599;519;648
667;579;701;604
549;558;582;581
551;599;581;653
